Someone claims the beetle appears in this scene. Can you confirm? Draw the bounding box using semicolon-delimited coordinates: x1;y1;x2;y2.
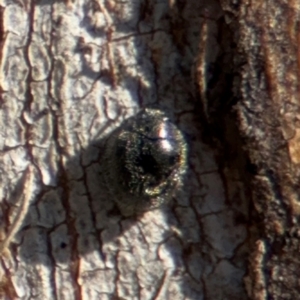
104;108;187;216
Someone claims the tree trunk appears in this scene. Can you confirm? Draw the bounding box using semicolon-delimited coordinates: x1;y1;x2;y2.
0;0;296;299
220;0;300;299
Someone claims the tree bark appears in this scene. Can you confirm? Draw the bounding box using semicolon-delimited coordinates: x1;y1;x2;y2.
2;0;295;299
219;0;300;299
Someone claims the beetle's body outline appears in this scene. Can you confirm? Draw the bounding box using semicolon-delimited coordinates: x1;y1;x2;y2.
104;108;187;216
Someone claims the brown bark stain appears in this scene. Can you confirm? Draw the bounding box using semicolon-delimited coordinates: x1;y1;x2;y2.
221;0;300;298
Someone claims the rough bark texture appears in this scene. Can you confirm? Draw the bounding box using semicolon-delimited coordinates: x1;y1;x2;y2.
4;0;296;299
220;0;300;299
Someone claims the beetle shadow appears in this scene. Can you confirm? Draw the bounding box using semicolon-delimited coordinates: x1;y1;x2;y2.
16;128;132;265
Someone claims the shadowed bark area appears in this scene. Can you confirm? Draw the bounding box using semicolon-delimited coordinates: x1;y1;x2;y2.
2;0;296;299
219;0;300;299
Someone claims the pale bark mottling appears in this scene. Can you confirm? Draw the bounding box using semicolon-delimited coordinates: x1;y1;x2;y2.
0;1;249;299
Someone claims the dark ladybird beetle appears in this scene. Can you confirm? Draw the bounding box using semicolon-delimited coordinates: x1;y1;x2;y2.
104;109;187;216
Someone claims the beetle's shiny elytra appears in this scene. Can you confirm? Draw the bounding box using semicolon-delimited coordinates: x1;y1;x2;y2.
104;109;187;216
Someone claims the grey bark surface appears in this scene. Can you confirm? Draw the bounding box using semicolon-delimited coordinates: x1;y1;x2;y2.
0;0;253;300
